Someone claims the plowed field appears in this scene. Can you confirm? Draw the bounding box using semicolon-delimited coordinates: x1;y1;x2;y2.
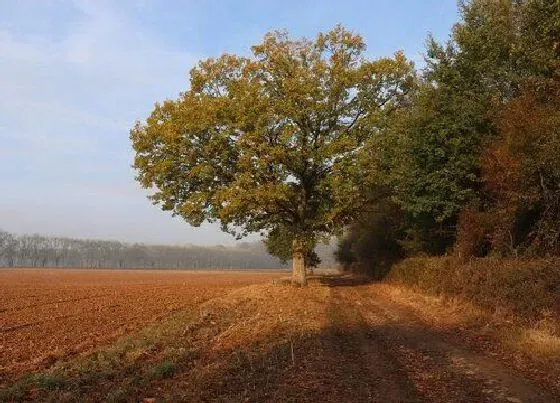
0;269;284;378
2;273;558;402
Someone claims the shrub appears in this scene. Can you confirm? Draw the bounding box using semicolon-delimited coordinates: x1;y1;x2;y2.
336;199;405;278
481;89;560;256
455;208;493;259
388;257;560;328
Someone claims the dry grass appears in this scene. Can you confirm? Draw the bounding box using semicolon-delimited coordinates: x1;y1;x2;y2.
375;282;560;354
387;257;560;331
372;283;486;328
384;256;560;371
373;281;560;392
502;328;560;357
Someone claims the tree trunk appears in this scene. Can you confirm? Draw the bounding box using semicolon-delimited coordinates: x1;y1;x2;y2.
292;238;307;285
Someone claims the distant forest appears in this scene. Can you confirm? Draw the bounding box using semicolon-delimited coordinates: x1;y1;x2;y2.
0;230;296;269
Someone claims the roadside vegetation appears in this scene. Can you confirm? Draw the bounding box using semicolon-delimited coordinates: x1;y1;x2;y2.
386;257;560;372
337;0;560;272
328;0;560;385
387;257;560;330
335;0;559;334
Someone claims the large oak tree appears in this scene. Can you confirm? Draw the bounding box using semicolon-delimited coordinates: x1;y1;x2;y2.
130;26;414;284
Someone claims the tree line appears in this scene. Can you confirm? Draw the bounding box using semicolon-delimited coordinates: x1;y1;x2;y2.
0;230;287;269
337;0;560;275
130;0;559;283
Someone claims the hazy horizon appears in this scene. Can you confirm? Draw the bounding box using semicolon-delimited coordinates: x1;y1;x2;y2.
1;1;458;246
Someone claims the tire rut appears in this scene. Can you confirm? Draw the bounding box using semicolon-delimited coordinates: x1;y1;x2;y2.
340;285;556;403
324;287;422;402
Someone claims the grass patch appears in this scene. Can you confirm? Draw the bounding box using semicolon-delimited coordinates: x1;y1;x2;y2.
36;375;66;390
0;373;67;401
149;361;175;379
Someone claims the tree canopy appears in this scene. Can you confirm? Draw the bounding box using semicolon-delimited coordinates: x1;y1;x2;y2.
131;25;414;284
337;0;560;272
131;1;560;279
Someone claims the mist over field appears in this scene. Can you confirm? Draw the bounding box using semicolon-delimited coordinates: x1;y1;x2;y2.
0;229;337;269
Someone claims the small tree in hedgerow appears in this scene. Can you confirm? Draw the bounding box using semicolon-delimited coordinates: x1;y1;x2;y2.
130;25;414;285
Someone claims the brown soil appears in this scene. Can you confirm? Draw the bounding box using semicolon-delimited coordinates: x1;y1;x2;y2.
0;268;284;377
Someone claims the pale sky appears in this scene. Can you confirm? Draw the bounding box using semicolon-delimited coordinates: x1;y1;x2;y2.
0;0;459;245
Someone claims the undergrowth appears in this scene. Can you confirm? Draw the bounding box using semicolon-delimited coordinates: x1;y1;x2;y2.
387;257;560;332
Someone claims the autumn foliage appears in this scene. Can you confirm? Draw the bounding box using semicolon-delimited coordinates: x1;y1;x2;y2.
480;88;560;256
338;0;560;267
131;25;414;284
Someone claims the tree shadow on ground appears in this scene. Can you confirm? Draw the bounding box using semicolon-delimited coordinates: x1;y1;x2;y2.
8;304;555;402
156;318;557;403
160;323;424;402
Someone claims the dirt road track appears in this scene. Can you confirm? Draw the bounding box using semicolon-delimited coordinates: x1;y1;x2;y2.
324;281;555;402
157;276;557;402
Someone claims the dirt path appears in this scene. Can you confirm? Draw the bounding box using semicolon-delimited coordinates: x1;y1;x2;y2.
318;278;556;403
145;277;556;402
248;284;423;402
